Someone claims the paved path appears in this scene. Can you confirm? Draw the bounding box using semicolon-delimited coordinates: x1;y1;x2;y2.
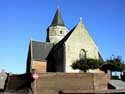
109;80;125;89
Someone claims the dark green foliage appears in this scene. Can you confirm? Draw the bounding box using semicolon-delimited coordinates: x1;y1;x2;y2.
71;58;102;72
105;55;125;71
121;75;125;81
111;76;119;80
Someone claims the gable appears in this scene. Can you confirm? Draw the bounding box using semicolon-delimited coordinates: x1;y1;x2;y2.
65;21;98;51
63;21;101;72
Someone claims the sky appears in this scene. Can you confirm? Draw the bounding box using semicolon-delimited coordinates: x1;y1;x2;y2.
0;0;125;74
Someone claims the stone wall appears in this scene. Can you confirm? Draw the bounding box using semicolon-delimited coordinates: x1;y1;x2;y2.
33;73;108;94
65;21;99;72
48;26;68;44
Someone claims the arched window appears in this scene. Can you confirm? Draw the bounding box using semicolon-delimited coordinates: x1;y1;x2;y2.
60;31;63;34
79;49;86;60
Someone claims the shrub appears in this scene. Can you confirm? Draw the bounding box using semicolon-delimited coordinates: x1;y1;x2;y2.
71;58;101;72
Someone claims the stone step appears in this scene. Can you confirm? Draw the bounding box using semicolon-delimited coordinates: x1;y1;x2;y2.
109;80;125;89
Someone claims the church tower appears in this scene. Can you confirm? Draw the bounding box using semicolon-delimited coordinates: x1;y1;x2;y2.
46;8;69;44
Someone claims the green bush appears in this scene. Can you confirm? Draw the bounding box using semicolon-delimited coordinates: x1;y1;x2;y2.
71;58;102;72
121;75;125;81
111;76;119;80
105;56;125;71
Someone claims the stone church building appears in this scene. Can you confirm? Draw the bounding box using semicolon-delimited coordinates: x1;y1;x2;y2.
1;8;125;94
26;8;103;73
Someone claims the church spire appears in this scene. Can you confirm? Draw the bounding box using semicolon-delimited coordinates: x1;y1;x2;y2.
47;8;68;44
51;8;65;26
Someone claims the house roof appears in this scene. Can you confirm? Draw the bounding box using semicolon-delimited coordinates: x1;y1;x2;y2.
31;40;53;61
50;8;65;26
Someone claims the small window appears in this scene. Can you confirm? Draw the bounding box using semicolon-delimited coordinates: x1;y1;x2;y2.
79;49;86;60
60;31;63;34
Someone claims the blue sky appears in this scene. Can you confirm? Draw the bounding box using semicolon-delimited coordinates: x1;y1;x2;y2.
0;0;125;73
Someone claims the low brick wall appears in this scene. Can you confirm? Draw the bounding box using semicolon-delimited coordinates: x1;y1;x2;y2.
33;73;108;94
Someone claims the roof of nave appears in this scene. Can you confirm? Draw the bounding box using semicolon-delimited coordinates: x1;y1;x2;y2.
31;40;53;61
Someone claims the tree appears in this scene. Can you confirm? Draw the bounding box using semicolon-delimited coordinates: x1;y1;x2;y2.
105;55;125;71
71;58;102;72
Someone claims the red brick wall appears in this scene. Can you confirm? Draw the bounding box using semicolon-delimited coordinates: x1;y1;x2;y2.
32;61;46;73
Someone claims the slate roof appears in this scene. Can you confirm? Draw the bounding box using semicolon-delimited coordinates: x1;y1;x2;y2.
31;40;53;61
50;8;65;26
98;52;104;62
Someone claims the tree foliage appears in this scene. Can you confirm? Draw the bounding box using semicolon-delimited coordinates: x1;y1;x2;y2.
105;55;125;71
71;58;102;72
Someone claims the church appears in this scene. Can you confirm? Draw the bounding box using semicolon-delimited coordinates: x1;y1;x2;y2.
26;8;103;73
1;8;125;94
